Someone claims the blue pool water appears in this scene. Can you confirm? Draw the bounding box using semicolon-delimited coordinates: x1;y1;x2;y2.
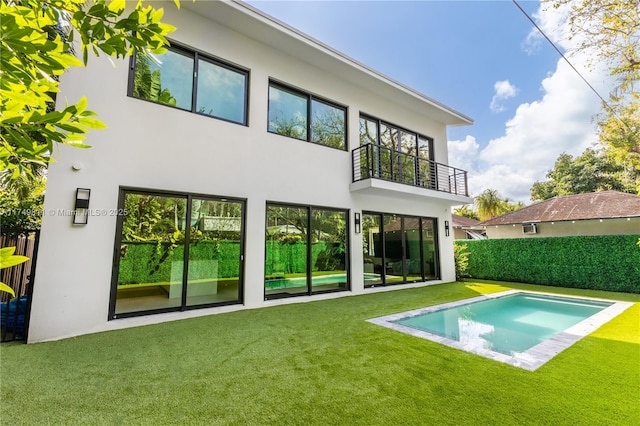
392;293;613;356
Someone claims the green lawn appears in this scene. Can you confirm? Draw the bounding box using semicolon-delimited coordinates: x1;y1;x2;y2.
2;281;638;425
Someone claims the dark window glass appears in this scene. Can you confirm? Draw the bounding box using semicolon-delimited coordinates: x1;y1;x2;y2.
383;214;404;285
265;204;349;299
131;46;248;125
268;82;346;150
421;218;438;279
133;49;194;110
196;58;247;123
268;86;308;140
404;217;422;282
111;191;244;319
363;211;439;288
358;115;434;187
311;209;347;291
186;199;244;306
265;205;309;297
362;213;383;286
311;100;346;149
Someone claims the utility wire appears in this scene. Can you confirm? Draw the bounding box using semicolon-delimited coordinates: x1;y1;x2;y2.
511;0;612;110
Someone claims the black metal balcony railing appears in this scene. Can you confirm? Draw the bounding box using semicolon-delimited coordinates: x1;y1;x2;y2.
352;144;469;197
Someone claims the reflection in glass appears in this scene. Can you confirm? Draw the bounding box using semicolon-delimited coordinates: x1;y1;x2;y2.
115;194;187;314
311;209;347;291
362;213;383;286
422;218;438;279
311;100;346;149
383;214;404;284
268;86;308;140
133;49;194;110
359;117;380;179
362;212;440;287
404;217;422;281
186;199;243;306
265;205;309;296
196;59;247;124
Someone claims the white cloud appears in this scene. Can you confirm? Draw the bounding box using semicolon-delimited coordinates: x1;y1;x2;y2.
453;3;614;204
490;80;518;112
448;135;479;174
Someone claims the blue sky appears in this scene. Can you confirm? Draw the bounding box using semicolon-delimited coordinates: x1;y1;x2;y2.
245;0;610;204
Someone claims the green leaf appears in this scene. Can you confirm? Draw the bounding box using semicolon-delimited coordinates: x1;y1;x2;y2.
0;283;15;297
0;247;29;269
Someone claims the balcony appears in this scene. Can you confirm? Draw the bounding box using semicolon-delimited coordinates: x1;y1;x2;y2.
351;144;469;198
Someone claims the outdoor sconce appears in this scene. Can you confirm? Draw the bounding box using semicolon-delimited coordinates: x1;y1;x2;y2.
354;212;361;234
73;188;91;225
445;220;450;237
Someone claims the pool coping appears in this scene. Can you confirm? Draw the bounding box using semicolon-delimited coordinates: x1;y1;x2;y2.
366;290;634;371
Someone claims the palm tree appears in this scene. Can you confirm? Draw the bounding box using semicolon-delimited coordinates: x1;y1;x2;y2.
475;188;507;221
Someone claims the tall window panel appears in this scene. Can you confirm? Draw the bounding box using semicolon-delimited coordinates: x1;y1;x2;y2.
265;203;349;300
362;213;383;286
130;44;248;125
362;212;439;288
265;205;309;297
110;190;245;319
358;114;435;188
268;81;347;150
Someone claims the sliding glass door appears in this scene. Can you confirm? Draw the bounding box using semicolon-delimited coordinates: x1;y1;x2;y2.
362;212;439;287
110;189;245;319
265;203;349;299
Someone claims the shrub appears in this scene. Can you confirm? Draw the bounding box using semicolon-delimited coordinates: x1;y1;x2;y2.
455;235;640;293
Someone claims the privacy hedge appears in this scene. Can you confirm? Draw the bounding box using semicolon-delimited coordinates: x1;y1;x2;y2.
455;235;640;293
119;240;336;284
118;241;241;284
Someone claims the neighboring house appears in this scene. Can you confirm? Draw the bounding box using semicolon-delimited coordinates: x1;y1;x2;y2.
451;214;486;240
28;1;473;342
480;191;640;239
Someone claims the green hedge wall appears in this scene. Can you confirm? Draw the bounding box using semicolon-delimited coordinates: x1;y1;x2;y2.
264;241;329;275
455;235;640;293
119;240;336;284
118;241;240;285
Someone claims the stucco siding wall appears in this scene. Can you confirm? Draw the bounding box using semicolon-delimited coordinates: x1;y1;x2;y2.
29;6;460;342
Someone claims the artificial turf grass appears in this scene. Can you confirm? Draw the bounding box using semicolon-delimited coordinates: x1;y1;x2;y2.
1;281;638;425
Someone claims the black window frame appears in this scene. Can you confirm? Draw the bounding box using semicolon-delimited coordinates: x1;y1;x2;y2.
268;80;348;151
362;211;440;288
359;113;434;161
108;187;247;320
264;201;351;300
128;40;250;126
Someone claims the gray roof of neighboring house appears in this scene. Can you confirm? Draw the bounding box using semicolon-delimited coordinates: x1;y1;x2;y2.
451;214;481;228
480;191;640;226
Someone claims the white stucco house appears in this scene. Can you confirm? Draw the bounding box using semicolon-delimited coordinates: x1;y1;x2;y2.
28;0;473;342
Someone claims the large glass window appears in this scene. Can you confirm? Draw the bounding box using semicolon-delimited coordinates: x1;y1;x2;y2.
268;82;347;150
265;204;349;299
130;44;248;125
110;190;245;319
358;114;434;187
362;212;439;287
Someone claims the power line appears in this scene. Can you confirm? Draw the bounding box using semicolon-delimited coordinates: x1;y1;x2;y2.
511;0;611;109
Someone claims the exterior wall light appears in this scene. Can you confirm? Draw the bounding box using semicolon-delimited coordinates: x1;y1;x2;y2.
73;188;91;225
354;212;361;234
445;220;450;237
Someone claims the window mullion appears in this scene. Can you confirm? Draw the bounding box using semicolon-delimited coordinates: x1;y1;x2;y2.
191;52;198;113
307;206;313;294
181;195;193;310
307;95;313;142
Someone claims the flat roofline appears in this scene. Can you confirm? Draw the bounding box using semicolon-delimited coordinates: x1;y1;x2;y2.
183;0;473;126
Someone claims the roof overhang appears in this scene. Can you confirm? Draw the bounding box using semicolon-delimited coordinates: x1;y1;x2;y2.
183;0;473;127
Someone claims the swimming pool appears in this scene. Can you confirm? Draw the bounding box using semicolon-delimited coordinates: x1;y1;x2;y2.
368;290;632;370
